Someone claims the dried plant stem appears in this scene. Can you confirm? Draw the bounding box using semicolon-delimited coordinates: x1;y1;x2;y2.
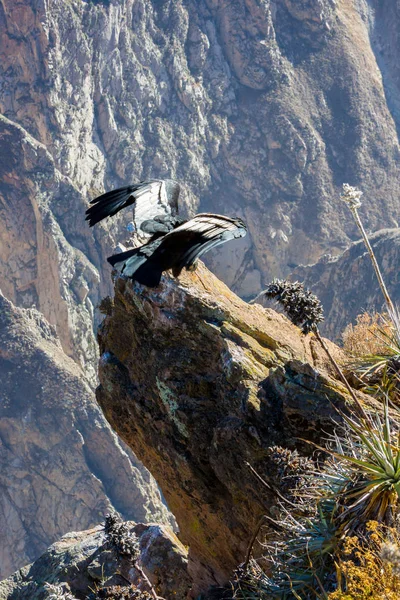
135;565;164;600
314;329;372;425
119;566;164;600
351;208;395;316
244;515;268;568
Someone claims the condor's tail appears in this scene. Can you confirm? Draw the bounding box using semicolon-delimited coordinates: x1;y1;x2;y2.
85;186;136;227
107;241;164;288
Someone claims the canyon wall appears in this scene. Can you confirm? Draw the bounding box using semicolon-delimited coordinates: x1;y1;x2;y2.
1;1;400;361
1;0;400;577
0;291;172;579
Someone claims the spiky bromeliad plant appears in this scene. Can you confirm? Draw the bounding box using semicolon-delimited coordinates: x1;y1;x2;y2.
235;401;400;599
258;278;371;422
244;276;400;598
260;279;400;524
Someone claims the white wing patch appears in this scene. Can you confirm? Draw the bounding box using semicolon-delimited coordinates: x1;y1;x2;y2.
167;214;246;239
133;181;172;236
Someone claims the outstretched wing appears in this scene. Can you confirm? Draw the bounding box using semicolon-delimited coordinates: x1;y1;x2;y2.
160;213;247;272
107;213;247;287
85;179;180;234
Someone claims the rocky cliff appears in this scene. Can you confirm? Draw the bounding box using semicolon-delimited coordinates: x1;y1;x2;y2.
291;227;400;340
0;291;171;579
1;0;400;373
95;263;372;594
1;0;400;584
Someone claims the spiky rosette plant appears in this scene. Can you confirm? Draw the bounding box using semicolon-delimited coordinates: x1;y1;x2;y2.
260;279;324;335
104;513;140;559
103;515;163;600
244;402;400;599
324;401;400;530
254;279;370;422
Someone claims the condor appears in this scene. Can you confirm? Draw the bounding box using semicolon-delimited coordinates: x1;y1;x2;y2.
107;213;247;288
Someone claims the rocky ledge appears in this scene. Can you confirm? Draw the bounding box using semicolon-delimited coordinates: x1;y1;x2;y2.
0;520;190;600
95;263;371;595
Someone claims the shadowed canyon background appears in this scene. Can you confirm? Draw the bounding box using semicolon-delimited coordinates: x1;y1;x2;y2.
1;0;400;578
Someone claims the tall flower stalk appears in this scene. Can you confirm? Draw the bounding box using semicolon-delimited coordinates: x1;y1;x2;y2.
341;184;395;318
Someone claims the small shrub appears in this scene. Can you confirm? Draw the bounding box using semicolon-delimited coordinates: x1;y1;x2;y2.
328;522;400;600
104;513;140;559
342;312;400;400
89;584;152;599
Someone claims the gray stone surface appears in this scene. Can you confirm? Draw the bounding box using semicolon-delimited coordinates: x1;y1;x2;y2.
291;227;400;340
0;522;190;600
0;292;172;579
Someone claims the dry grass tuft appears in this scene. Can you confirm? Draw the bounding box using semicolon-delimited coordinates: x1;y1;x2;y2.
342;312;390;358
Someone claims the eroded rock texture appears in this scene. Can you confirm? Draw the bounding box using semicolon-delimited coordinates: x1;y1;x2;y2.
0;291;171;579
0;521;190;600
1;0;400;376
1;0;399;584
292;227;400;340
96;263;371;594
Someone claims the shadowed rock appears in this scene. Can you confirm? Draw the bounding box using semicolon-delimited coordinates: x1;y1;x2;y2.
0;291;172;579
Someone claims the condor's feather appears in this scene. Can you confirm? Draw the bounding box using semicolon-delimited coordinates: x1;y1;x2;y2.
85;179;180;236
107;213;247;287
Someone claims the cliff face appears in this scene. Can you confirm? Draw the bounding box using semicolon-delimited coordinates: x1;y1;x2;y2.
0;291;171;579
96;263;371;594
1;0;400;584
291;227;400;340
1;0;400;376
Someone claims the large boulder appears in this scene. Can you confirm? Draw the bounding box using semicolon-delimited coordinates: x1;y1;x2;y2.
0;521;190;600
96;263;370;594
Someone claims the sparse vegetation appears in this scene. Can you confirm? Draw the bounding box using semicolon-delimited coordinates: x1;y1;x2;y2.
44;583;77;600
88;584;153;599
223;184;400;599
328;522;400;600
103;514;164;600
104;513;140;559
342;312;400;401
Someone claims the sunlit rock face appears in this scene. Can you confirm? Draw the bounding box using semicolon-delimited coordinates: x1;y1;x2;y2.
1;0;400;375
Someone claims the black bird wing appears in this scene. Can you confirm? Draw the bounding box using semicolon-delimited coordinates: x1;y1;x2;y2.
85;179;180;233
107;213;247;287
160;213;247;273
107;237;165;287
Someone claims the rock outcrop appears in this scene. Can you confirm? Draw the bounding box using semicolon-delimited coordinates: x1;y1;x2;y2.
291;227;400;340
1;0;400;374
96;263;372;594
0;291;171;579
2;0;400;584
0;521;190;600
